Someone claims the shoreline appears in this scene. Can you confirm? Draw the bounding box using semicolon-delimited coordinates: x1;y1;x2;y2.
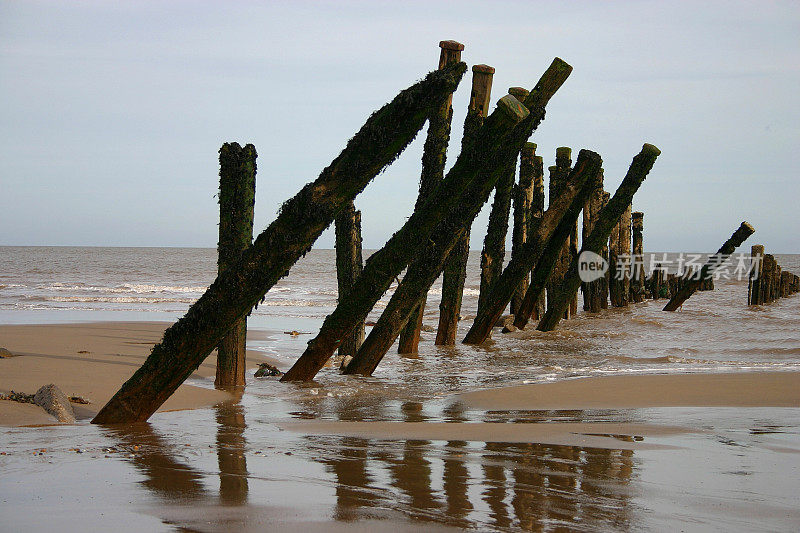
0;321;278;426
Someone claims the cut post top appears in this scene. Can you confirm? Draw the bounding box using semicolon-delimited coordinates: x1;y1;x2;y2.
508;86;530;102
496;94;530;124
439;40;465;51
469;64;495;117
556;146;572;161
522;142;537;155
751;244;765;255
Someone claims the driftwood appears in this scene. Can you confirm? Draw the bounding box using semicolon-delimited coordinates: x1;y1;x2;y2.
334;201;364;356
462;150;604;345
399;40;464;354
91;63;467;423
215;143;256;388
663;221;755;311
536;144;661;332
436;64;495;346
281;59;571;383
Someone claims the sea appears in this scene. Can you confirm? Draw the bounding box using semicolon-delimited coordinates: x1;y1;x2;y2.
1;246;799;531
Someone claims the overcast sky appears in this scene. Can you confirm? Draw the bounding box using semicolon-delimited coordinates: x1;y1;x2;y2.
1;0;798;252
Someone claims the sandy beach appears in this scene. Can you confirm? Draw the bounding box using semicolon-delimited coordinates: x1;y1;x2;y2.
0;322;276;426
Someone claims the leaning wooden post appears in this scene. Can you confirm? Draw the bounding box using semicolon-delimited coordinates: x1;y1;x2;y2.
535;144;661;332
581;169;605;312
334;201;364;356
476;90;521;317
91;63;467;423
398;39;464;354
461;150;604;345
748;245;764;305
663;222;755;311
215;143;257;388
630;211;645;303
283;59;572;382
510;141;536;316
436;64;495;346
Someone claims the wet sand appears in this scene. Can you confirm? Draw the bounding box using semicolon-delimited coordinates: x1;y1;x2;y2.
0;322;276;425
458;371;800;410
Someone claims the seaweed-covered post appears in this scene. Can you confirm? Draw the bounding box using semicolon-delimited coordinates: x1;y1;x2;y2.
630;211;645;302
510;142;536;316
580;169;606;312
476;89;525;317
436;64;495;346
663;222;755;311
536;144;661;332
91;63;468;423
334;202;364;356
215;143;257;388
748;244;764;305
398;40;464;354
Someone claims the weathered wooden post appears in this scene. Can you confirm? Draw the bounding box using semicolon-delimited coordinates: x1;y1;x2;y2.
91;62;468;423
462;150;604;345
774;264;782;301
436;64;495;346
530;154;547;319
510;142;536;316
580;169;606;312
476;91;520;317
215;143;257;388
334;201;364;356
630;211;645;302
781;270;792;298
609;204;632;307
535;144;661;332
283;58;572;382
762;254;776;303
545;147;575;320
663;222;755;311
399;40;464;354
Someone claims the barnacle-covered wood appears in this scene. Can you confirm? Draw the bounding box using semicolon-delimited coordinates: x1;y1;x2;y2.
91;63;467;423
609;204;632;307
282;58;572;382
663;221;755;311
536;144;661;331
462;150;602;345
335;201;364;356
580;169;607;312
215;143;257;388
399;41;463;354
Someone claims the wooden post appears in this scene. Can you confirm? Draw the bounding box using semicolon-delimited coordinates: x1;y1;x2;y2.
609;204;632;307
535;144;661;332
545;147;575;320
436;64;495;346
781;270;792;298
599;191;611;307
477;91;520;318
630;211;645;302
461;150;604;345
215;143;257;388
529;155;547;319
399;40;464;354
663;222;755;311
581;169;606;312
283;58;572;382
334;201;364;356
774;264;782;301
510;142;536;316
761;254;774;303
91;63;468;423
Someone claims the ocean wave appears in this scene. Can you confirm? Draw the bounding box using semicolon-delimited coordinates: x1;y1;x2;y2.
45;283;208;294
46;295;197;304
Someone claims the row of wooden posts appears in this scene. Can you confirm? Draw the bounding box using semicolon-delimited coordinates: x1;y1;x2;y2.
748;245;799;305
92;41;754;424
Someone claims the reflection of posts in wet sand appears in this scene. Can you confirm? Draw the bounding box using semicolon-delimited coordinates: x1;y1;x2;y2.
321;436;373;521
215;399;249;505
443;440;473;526
477;427;635;531
104;424;207;501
